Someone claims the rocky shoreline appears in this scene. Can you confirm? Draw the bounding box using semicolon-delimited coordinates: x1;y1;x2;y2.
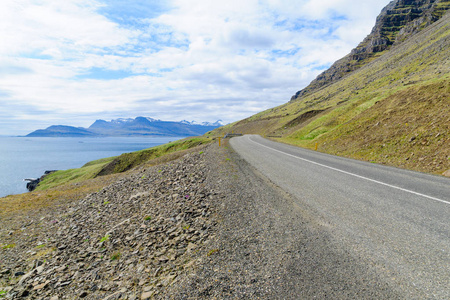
24;171;57;192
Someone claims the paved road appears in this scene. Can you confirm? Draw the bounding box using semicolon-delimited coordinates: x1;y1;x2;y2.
230;135;450;298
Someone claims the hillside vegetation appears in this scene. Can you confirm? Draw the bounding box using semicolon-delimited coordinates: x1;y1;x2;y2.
214;9;450;175
37;137;211;191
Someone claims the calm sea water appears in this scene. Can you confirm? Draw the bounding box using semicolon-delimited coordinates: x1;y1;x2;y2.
0;136;181;198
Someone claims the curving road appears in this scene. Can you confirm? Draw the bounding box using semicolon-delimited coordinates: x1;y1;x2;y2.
230;135;450;298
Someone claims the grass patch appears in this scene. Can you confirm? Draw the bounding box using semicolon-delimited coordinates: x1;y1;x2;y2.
99;235;110;243
207;249;219;257
28;248;55;261
82;156;117;167
311;79;450;174
36;158;114;191
111;251;121;261
96;137;211;176
0;172;121;217
2;244;15;249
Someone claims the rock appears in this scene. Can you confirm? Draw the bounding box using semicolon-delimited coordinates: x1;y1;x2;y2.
443;169;450;177
25;170;57;192
25;179;40;192
161;274;177;286
1;268;11;276
18;270;35;285
36;265;45;274
141;291;154;299
59;281;71;287
56;265;67;272
0;286;13;293
79;291;88;298
186;242;197;253
32;281;49;290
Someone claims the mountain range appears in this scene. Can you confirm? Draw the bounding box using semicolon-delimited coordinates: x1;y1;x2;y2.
214;0;449;176
26;117;223;137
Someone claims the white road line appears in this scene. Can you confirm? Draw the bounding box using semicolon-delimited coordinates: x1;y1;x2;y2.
246;136;450;206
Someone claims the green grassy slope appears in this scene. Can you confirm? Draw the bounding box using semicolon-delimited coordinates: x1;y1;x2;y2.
214;12;450;175
36;137;211;191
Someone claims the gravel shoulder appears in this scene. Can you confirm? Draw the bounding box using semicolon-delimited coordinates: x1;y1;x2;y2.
1;142;402;299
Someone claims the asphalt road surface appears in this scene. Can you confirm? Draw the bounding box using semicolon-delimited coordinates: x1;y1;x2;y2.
230;135;450;299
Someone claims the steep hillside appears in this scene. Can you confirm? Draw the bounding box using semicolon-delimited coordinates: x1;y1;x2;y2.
291;0;450;100
214;4;449;175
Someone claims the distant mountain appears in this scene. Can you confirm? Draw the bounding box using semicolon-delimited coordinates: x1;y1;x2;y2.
26;117;223;137
26;125;98;137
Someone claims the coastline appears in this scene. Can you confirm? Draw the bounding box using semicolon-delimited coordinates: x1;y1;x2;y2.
0;136;182;198
24;170;57;192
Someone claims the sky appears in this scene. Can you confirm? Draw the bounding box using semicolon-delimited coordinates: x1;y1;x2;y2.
0;0;391;135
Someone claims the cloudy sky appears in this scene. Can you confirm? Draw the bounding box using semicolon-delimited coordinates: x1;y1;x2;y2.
0;0;391;135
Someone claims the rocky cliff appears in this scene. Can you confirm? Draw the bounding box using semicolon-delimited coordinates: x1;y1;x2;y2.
290;0;450;101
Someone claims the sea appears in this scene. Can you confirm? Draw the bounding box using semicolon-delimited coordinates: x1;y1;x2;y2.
0;136;181;198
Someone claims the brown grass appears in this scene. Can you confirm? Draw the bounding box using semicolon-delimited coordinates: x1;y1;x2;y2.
0;173;122;219
314;80;450;174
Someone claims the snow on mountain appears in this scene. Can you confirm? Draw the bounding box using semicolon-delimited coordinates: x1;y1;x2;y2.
180;120;223;126
111;118;135;124
180;120;197;125
110;117;158;124
201;120;224;126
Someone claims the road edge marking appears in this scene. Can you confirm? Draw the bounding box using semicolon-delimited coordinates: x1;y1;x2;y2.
246;136;450;206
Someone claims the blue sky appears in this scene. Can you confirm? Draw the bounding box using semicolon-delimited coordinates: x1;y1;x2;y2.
0;0;391;135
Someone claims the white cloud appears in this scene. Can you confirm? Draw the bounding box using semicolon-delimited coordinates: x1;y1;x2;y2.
0;0;135;56
0;0;392;135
